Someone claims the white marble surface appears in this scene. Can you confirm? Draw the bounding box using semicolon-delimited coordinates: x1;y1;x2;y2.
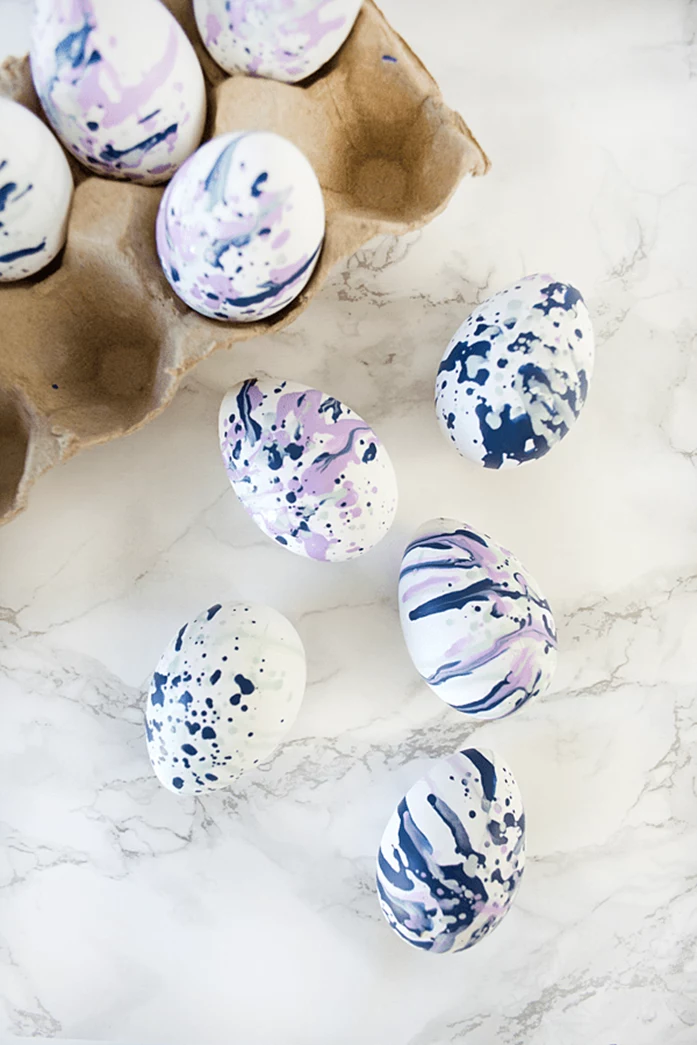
1;1;697;1042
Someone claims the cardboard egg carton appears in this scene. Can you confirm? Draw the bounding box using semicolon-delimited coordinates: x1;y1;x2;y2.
0;0;488;525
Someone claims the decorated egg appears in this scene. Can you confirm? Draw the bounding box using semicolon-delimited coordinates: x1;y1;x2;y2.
30;0;206;184
219;378;397;561
377;747;526;953
145;601;306;795
435;274;594;468
194;0;363;83
399;518;556;719
0;99;73;281
157;131;324;321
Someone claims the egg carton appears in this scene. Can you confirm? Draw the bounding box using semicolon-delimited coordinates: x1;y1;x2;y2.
0;0;488;526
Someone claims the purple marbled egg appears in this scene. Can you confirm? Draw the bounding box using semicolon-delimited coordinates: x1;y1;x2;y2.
194;0;363;83
219;378;398;561
30;0;206;184
156;130;325;321
399;518;557;719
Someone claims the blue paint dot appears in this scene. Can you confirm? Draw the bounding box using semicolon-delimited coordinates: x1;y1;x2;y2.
235;673;255;695
172;777;184;790
251;171;268;197
151;672;168;706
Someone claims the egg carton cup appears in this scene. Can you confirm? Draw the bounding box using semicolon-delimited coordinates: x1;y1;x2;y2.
0;0;488;526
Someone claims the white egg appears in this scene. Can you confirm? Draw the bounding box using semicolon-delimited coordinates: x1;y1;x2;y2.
145;601;306;795
194;0;363;83
30;0;206;184
219;378;398;561
156;130;324;321
399;518;557;719
377;747;526;953
435;274;595;468
0;99;73;281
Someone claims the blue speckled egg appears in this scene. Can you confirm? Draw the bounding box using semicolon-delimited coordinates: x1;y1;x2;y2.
145;601;306;795
377;747;525;954
435;274;594;468
398;518;557;719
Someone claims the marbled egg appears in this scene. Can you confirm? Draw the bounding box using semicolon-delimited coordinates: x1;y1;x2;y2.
194;0;362;83
377;747;526;954
30;0;206;184
219;378;397;561
0;99;73;281
145;601;306;795
435;274;594;468
399;518;556;719
157;131;325;321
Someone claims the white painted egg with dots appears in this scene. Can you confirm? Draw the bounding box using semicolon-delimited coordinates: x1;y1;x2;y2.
194;0;363;83
156;130;325;321
0;98;73;281
435;274;595;468
30;0;206;184
377;747;526;954
219;377;398;562
145;601;306;795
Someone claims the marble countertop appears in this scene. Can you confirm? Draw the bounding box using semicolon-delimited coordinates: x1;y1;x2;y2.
2;1;696;1043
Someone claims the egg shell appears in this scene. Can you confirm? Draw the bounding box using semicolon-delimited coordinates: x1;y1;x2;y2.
0;99;73;281
377;747;526;954
219;378;398;561
157;130;325;321
399;518;556;719
145;601;306;795
435;274;595;468
30;0;206;185
194;0;363;83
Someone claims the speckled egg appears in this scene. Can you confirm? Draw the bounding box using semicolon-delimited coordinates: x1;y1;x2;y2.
194;0;362;83
377;747;526;954
0;99;73;281
219;378;397;561
399;518;556;719
30;0;206;184
145;601;306;795
156;130;324;321
435;274;595;468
